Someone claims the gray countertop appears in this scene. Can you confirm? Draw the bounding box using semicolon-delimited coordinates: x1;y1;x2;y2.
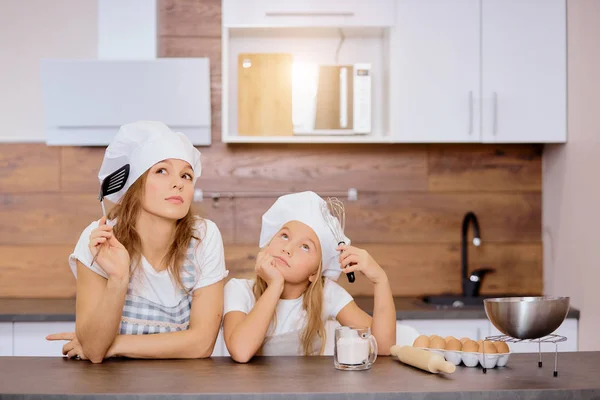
1;353;599;399
0;297;580;322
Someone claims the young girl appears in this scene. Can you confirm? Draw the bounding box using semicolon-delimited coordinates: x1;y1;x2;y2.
223;191;396;362
47;121;228;363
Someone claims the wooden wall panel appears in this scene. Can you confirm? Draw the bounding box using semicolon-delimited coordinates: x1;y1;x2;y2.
222;243;543;297
59;144;430;194
1;242;539;299
0;0;545;298
192;198;235;244
60;147;104;193
0;246;76;298
0;194;235;247
233;192;541;245
0;144;60;193
158;0;221;37
429;144;543;191
0;194;99;245
200;144;429;193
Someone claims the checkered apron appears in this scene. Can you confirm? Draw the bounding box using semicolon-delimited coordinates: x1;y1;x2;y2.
119;242;198;334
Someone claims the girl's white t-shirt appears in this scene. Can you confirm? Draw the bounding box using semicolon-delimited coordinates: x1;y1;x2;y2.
223;278;354;336
69;218;229;307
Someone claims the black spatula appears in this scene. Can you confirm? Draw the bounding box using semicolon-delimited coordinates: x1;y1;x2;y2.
98;164;130;215
91;164;130;267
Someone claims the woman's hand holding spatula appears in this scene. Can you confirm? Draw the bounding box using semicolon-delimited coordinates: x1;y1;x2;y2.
89;216;130;280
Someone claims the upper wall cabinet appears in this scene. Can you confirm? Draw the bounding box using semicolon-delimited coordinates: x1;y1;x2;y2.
391;0;481;143
221;0;567;144
222;0;395;144
391;0;566;144
223;0;396;28
481;0;566;143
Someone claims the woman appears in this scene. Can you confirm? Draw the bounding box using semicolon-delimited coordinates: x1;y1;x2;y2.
47;121;228;363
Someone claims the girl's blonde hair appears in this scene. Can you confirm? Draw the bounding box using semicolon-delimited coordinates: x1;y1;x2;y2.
107;170;200;289
253;261;326;356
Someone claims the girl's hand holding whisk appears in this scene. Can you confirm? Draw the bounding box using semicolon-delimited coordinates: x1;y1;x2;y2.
88;216;130;280
337;245;388;285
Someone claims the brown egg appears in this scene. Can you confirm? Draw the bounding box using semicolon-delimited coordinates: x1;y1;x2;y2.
429;334;442;341
493;341;510;354
462;340;479;353
479;340;498;354
445;338;462;351
413;335;430;348
429;336;447;350
459;337;471;344
444;336;456;342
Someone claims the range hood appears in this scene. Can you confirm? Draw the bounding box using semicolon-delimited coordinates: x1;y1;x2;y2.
40;0;211;146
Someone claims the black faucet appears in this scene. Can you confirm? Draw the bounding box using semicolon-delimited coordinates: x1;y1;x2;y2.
461;211;494;297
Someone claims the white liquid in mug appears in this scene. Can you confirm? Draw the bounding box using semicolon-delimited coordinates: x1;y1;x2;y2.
336;337;370;365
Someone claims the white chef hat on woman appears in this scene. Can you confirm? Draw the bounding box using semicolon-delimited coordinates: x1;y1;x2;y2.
97;121;202;203
259;191;351;281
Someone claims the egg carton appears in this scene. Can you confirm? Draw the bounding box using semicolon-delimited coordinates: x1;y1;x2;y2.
417;347;511;368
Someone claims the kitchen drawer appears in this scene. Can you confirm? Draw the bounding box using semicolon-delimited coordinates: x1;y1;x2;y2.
399;319;491;342
223;0;395;27
13;322;75;357
0;323;13;356
489;318;578;353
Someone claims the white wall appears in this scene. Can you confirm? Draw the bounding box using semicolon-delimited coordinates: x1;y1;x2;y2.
543;0;600;351
0;0;98;142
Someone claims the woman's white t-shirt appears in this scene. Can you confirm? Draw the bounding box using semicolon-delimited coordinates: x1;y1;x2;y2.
223;278;353;336
69;217;228;333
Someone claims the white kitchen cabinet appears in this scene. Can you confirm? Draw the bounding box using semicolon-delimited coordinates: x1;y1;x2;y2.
488;318;578;353
481;0;566;143
391;0;566;144
222;0;394;144
323;320;340;356
0;323;13;356
391;0;481;143
10;322;230;358
223;0;395;28
398;319;491;342
13;322;75;357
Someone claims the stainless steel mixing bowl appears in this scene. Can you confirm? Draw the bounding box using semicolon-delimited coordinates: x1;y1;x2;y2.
484;297;570;339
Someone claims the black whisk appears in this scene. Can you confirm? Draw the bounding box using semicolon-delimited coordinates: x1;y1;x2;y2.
321;197;355;283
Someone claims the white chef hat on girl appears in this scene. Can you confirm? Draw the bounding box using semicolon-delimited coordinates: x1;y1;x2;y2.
98;121;202;203
259;191;351;281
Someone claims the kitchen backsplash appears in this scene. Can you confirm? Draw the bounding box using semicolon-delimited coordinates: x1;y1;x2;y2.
0;0;543;298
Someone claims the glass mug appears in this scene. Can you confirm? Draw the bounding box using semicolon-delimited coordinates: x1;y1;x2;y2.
334;326;378;370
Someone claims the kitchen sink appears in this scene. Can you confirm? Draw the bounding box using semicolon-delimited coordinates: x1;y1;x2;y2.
421;295;532;308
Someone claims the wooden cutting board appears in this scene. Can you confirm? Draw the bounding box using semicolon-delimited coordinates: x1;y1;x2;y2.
237;53;293;136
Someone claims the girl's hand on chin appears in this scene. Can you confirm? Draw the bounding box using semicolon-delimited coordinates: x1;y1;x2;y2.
255;251;285;287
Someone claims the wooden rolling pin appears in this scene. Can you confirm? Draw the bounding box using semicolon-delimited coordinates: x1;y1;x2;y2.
390;345;456;374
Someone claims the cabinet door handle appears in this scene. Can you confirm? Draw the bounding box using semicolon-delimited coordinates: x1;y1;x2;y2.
492;91;498;136
468;91;473;135
265;11;355;17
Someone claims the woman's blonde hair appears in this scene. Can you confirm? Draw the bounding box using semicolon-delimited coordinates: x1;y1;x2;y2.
106;170;200;289
253;261;326;356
